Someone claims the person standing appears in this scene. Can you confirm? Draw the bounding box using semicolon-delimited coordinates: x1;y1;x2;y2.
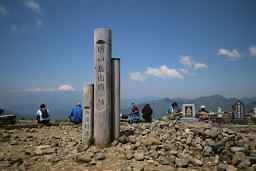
36;104;50;124
142;104;153;122
69;103;82;124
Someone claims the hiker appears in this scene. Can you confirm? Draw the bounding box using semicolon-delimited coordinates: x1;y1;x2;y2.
0;108;4;115
168;102;178;114
36;104;50;124
142;104;153;122
197;105;208;121
199;105;208;113
130;103;139;116
217;105;223;124
127;103;141;123
69;103;82;124
167;102;179;120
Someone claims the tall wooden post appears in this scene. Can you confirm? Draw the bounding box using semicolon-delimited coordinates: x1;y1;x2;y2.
94;28;112;147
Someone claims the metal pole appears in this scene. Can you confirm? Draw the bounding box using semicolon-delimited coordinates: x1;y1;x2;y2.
111;58;120;140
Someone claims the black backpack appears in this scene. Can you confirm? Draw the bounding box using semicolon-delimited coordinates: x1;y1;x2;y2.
40;109;49;118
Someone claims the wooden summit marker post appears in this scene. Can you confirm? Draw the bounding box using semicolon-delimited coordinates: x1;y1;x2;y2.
82;83;94;143
94;28;112;147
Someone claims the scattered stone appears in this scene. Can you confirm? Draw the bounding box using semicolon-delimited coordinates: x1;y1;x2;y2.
118;136;128;144
125;152;133;160
76;155;91;163
230;147;246;153
232;152;250;167
9;156;23;165
134;153;145;161
143;137;161;146
77;143;89;153
10;140;18;145
43;148;55;154
48;156;62;163
175;157;189;167
35;149;43;156
95;153;105;160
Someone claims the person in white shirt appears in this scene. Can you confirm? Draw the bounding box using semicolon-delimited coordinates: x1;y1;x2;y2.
217;105;223;124
36;104;50;124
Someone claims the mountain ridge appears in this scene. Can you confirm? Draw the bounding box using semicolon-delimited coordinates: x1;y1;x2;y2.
121;94;256;119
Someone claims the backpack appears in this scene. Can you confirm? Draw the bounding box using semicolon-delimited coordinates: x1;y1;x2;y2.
40;109;49;118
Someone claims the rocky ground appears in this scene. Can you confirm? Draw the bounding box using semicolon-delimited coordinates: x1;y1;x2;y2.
0;118;256;171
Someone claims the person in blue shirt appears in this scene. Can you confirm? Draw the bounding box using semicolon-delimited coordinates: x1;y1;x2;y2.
167;102;178;115
69;103;82;124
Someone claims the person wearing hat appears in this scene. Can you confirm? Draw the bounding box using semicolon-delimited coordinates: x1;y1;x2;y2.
69;103;82;124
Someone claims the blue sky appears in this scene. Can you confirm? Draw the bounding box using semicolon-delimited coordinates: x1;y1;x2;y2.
0;0;256;105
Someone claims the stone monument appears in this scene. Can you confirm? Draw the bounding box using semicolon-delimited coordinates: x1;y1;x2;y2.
232;100;245;119
94;28;112;147
181;104;198;122
232;100;247;124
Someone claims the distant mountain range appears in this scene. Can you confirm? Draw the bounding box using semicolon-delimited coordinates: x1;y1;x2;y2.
121;95;256;119
1;94;256;120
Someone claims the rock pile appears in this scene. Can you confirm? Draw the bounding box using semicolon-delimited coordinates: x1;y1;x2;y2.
113;118;256;170
0;118;256;170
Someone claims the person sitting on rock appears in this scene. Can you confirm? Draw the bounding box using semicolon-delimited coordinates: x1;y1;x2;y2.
142;104;153;122
128;103;141;123
36;104;50;124
199;105;208;113
168;102;178;114
69;103;82;124
167;102;178;120
0;108;4;115
197;105;209;121
130;103;139;116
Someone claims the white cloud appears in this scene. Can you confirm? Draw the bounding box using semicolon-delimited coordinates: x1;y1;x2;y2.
180;56;193;68
145;65;183;79
10;25;25;32
194;62;208;70
130;72;148;82
11;88;56;93
35;18;42;28
10;25;17;32
0;4;8;16
179;68;194;76
10;85;75;93
24;0;42;13
217;48;242;61
180;56;208;70
249;45;256;57
57;85;75;91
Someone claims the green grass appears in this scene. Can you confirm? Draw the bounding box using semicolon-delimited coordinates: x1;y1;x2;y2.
88;136;95;146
